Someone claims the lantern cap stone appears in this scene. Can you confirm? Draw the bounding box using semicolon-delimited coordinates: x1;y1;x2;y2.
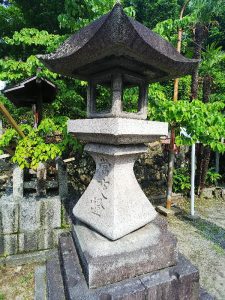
38;3;199;83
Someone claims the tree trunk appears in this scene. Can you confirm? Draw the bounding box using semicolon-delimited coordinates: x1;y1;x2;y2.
199;146;211;194
197;75;212;195
166;0;190;209
190;23;209;195
190;23;206;101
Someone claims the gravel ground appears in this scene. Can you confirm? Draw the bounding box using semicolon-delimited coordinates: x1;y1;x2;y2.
169;197;225;300
0;263;36;300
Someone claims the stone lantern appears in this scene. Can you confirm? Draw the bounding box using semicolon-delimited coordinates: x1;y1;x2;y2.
38;4;205;299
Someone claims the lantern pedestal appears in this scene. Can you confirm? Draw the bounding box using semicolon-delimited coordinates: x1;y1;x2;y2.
69;118;168;240
72;216;178;289
73;143;157;240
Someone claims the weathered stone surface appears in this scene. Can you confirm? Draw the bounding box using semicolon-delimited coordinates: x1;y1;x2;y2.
199;288;216;300
68;118;168;145
36;162;47;197
0;194;63;256
221;188;225;201
3;249;57;266
13;165;24;200
201;187;214;199
0;202;18;234
23;179;58;190
0;174;8;184
56;158;68;200
39;196;61;229
140;255;199;300
37;229;54;250
67;141;169;205
34;265;47;300
0;234;17;256
53;228;69;246
73;143;157;240
18;230;38;252
156;205;181;217
38;4;198;82
72;218;178;288
50;233;200;300
19;197;40;231
46;257;66;300
86;73;148;120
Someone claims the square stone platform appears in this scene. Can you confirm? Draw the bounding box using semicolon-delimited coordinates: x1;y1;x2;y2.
46;232;201;300
72;216;178;288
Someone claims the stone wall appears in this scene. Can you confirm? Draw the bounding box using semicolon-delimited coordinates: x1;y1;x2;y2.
134;141;168;205
0;158;12;198
0;192;67;257
0;162;69;258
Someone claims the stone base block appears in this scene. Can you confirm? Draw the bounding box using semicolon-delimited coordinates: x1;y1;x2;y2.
0;202;18;234
0;234;18;256
47;233;200;300
72;216;178;288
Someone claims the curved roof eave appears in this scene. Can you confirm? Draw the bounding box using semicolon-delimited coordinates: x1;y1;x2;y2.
37;4;199;79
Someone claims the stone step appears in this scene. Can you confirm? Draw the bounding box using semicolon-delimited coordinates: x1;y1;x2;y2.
46;255;66;300
58;233;89;300
34;265;47;300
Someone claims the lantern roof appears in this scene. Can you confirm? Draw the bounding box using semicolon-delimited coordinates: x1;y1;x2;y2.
4;76;56;108
38;4;199;82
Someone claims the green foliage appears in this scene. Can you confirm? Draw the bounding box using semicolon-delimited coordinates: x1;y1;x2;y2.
123;86;139;112
0;118;82;169
149;97;225;153
173;167;191;194
153;15;193;49
0;55;58;82
95;85;111;112
125;0;180;30
0;128;18;154
0;2;25;37
58;0;135;31
206;168;222;185
0;291;5;300
11;0;65;34
4;28;66;52
188;0;225;25
200;43;225;77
